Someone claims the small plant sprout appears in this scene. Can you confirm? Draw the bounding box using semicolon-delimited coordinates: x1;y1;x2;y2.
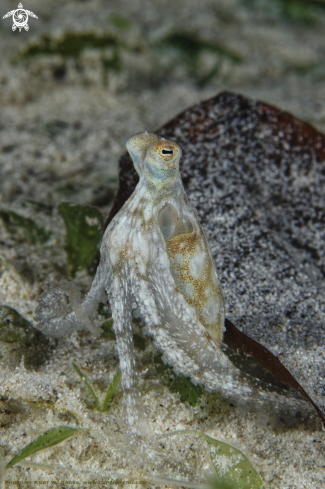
72;362;121;412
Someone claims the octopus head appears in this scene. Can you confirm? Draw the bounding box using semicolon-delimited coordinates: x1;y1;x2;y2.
126;132;182;187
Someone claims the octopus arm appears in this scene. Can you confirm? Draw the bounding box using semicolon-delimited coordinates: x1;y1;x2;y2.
106;267;143;436
35;253;108;338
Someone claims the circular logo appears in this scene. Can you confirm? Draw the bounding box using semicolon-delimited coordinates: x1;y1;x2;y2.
13;8;28;28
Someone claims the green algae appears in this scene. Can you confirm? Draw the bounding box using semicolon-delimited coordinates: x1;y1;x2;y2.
55;182;82;196
99;370;122;412
72;362;100;408
0;209;51;244
100;318;115;339
19;31;123;76
24;200;54;214
159;31;242;63
20;32;123;59
203;432;264;489
6;426;85;469
165;430;265;489
242;0;324;25
277;0;321;24
0;306;36;343
109;14;132;31
154;351;203;406
97;302;111;318
100;312;147;349
57;202;103;275
133;333;146;351
157;31;242;86
288;61;322;75
0;306;53;368
72;362;121;412
100;319;146;350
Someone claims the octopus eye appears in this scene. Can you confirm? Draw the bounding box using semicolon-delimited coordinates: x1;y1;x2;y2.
162;149;174;155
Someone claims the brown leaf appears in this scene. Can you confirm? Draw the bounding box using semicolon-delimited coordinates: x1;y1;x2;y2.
224;318;325;426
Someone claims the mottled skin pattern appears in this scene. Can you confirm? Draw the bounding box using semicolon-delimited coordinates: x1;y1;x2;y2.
36;129;313;439
129;133;225;345
166;224;225;345
141;136;226;344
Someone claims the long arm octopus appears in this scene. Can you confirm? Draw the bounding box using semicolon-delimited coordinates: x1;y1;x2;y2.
36;132;312;437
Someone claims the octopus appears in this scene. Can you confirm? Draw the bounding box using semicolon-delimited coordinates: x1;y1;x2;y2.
36;132;312;440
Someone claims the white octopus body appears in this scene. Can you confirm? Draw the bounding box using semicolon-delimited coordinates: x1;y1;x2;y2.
36;132;312;438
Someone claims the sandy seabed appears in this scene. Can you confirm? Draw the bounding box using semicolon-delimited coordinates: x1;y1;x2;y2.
0;1;324;488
